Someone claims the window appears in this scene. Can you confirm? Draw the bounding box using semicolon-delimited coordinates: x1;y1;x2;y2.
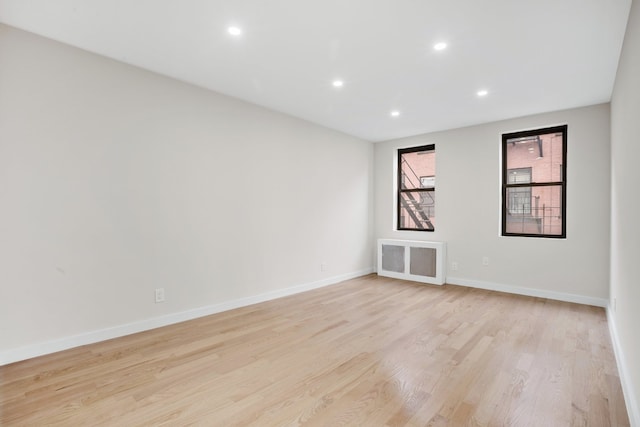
398;145;435;231
502;125;567;238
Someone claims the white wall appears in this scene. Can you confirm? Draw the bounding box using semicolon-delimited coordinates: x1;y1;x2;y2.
375;104;610;304
610;0;640;422
0;24;374;362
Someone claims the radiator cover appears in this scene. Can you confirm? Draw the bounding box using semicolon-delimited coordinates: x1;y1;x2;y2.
377;239;446;285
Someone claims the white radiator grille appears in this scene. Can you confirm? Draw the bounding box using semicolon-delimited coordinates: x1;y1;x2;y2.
377;239;446;285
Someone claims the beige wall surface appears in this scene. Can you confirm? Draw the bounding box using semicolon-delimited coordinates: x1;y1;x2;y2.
610;0;640;422
0;24;374;356
375;103;611;300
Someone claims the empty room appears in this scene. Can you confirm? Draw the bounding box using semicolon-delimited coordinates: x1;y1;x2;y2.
1;0;638;425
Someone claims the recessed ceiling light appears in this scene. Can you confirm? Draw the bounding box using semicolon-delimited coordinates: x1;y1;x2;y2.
434;42;447;51
477;89;489;97
227;26;242;36
390;110;401;117
332;80;344;88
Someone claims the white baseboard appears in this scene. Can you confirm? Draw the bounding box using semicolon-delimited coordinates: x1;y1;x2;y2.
607;306;640;427
0;268;374;366
446;276;608;307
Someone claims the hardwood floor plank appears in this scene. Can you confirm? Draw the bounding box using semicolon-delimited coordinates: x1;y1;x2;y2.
0;275;629;426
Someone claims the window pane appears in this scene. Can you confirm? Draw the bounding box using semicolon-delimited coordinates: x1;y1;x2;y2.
400;150;435;190
399;191;435;230
505;131;564;183
507;167;531;184
420;175;435;188
505;185;563;235
507;187;531;214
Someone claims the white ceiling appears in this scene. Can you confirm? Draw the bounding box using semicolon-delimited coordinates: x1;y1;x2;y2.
0;0;632;142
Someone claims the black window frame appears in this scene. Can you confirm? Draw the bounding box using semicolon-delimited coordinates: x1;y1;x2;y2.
501;125;567;238
397;144;435;232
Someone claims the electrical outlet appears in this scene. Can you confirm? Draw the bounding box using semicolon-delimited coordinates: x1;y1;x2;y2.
155;288;165;303
451;261;459;271
321;262;327;272
482;256;489;266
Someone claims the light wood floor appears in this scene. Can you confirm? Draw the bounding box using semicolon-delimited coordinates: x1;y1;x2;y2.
0;275;629;426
